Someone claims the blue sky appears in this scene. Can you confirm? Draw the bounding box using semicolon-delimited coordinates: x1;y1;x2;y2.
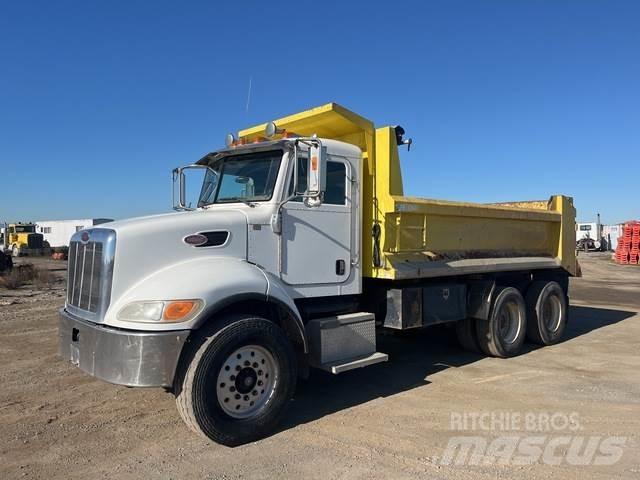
1;0;638;224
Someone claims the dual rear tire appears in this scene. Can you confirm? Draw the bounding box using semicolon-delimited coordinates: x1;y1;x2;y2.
456;281;567;358
476;287;527;357
525;281;567;345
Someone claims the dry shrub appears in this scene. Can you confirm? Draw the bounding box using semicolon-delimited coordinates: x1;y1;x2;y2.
34;268;55;289
0;263;44;290
17;263;36;280
0;269;24;289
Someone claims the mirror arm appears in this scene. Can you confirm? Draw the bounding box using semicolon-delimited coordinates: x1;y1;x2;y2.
293;141;298;198
172;169;178;210
272;146;301;234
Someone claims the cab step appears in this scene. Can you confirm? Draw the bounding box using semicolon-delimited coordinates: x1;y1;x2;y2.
306;312;388;374
316;351;388;374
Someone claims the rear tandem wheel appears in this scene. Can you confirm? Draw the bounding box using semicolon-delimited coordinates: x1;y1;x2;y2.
475;286;527;358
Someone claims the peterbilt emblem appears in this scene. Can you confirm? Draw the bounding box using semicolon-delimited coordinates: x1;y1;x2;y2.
184;234;208;246
442;288;450;300
80;231;90;243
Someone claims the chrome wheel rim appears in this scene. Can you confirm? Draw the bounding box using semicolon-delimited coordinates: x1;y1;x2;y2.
216;345;278;419
498;300;522;345
542;294;562;333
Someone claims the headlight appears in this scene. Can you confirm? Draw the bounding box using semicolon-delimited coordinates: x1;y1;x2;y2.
117;300;202;323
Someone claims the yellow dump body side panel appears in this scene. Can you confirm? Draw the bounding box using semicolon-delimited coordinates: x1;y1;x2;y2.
236;103;577;280
374;195;577;279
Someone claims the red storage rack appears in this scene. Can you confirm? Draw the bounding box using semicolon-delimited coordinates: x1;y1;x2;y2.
614;221;640;265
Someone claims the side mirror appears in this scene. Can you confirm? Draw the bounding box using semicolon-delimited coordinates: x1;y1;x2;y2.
307;142;326;200
172;164;216;211
179;169;187;208
172;168;190;210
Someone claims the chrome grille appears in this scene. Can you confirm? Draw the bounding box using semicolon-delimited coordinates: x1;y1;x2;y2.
66;229;116;321
67;241;103;312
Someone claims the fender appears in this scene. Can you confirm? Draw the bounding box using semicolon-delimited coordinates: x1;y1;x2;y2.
104;257;307;353
467;279;496;321
263;271;308;353
104;257;270;331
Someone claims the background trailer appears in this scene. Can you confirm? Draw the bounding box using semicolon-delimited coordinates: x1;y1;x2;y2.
36;218;113;247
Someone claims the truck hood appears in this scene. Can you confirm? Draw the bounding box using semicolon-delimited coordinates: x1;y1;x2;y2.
102;209;249;306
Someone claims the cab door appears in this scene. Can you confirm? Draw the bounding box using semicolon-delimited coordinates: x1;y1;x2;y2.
281;157;352;285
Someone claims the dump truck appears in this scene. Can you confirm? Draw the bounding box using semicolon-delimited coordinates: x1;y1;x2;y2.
59;103;577;446
5;222;46;257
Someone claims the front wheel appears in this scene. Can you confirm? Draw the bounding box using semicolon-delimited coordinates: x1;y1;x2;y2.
175;316;297;446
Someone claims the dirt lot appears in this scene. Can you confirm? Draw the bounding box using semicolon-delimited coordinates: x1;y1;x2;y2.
1;253;639;479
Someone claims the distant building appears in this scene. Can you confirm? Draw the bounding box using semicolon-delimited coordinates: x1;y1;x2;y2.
36;218;113;247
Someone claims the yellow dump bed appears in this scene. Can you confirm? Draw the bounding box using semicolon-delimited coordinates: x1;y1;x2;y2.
239;103;577;279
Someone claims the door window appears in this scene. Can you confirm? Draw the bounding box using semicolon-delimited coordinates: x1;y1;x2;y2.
289;158;347;205
324;162;346;205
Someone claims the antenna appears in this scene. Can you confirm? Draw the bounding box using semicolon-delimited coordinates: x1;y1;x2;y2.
245;76;252;113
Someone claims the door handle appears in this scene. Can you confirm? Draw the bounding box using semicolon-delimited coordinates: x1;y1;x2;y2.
335;259;346;275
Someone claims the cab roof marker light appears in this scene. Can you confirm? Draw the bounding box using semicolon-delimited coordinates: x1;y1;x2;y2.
225;133;237;148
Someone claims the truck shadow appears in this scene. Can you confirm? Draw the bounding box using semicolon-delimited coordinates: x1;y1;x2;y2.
278;305;635;434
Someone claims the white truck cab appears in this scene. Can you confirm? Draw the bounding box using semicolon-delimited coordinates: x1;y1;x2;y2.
59;134;377;446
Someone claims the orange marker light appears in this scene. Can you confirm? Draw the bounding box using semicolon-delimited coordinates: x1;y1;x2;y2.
163;301;197;321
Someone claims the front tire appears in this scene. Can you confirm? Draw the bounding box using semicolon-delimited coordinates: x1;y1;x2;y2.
476;287;527;358
175;316;297;446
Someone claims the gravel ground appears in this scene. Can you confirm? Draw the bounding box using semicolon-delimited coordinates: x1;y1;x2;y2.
0;253;639;479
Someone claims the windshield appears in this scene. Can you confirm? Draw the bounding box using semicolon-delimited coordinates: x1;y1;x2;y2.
14;225;35;233
199;150;282;206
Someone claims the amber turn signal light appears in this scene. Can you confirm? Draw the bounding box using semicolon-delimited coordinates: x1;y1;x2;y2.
163;301;197;321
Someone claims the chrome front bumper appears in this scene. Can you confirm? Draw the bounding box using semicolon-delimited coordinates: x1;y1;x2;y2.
58;309;190;388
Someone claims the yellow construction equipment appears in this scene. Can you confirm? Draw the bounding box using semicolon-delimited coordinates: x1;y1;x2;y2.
5;222;46;257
